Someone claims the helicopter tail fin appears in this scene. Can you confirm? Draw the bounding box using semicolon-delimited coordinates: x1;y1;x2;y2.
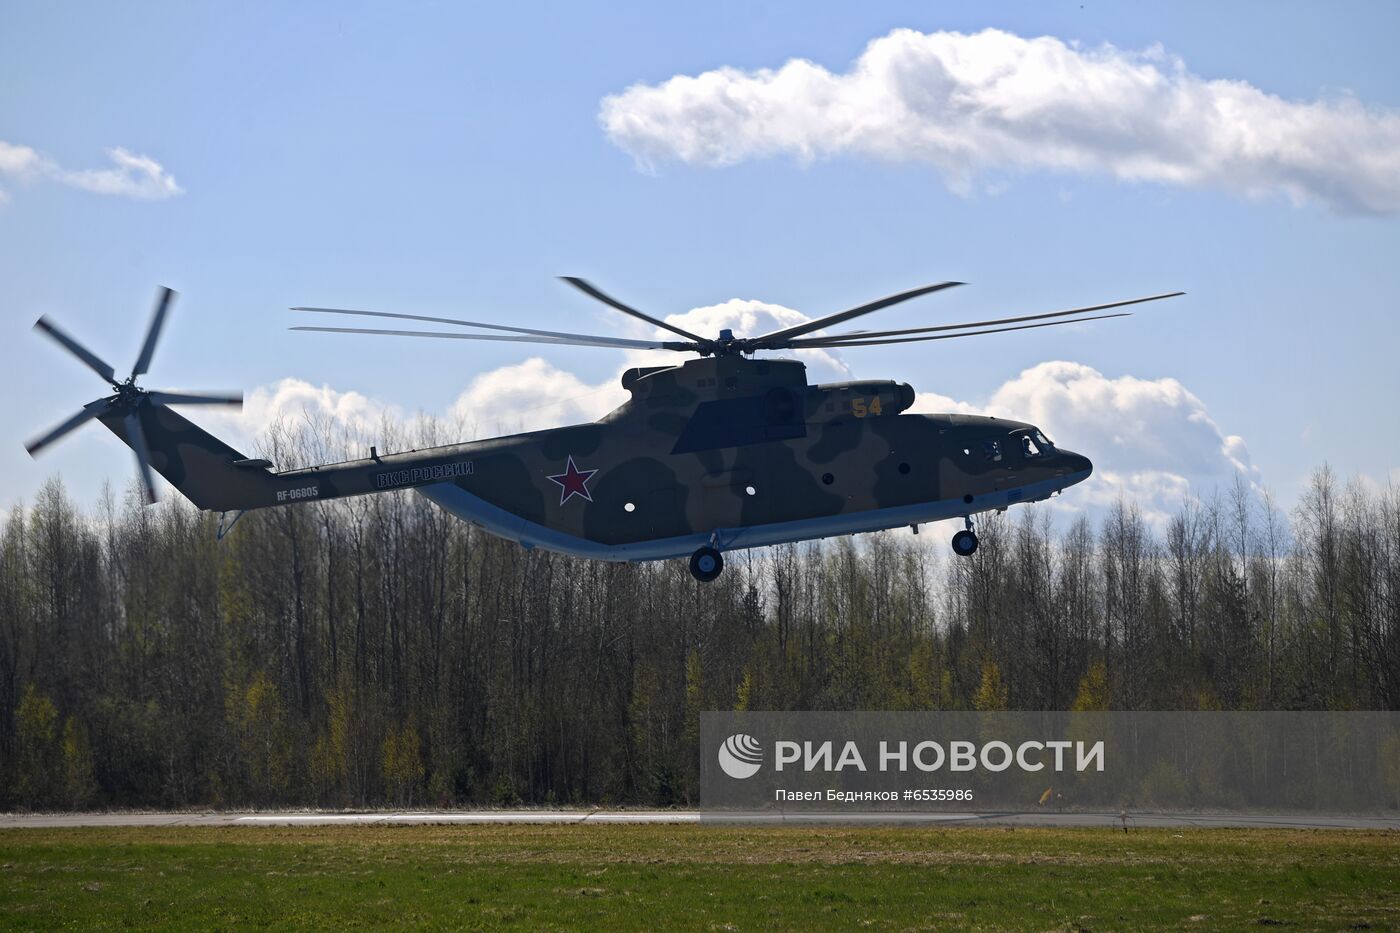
96;401;278;512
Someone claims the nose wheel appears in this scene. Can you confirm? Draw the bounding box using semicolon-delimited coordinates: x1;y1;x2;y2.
689;545;724;582
951;521;979;557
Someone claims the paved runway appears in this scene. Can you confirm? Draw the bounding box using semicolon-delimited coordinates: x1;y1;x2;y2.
2;810;1395;830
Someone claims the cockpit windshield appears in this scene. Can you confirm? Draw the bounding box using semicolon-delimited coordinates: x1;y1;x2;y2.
1019;429;1055;459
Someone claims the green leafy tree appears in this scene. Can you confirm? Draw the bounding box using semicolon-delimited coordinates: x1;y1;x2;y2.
1071;661;1112;712
734;670;754;711
229;672;295;804
382;721;424;806
309;688;355;804
62;716;98;808
973;661;1009;711
15;684;61;809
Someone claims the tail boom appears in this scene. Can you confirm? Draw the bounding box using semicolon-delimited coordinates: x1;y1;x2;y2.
98;402;478;512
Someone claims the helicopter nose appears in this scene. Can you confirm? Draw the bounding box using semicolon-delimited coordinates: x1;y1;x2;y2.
1058;449;1093;484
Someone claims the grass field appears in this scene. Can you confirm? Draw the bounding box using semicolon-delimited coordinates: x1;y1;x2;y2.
1;823;1397;930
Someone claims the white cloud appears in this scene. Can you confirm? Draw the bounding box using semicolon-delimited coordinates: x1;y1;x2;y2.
0;141;45;176
201;377;400;457
451;357;628;435
0;140;183;201
600;28;1400;214
242;378;395;436
59;147;183;199
1351;466;1400;500
619;298;852;379
912;360;1255;527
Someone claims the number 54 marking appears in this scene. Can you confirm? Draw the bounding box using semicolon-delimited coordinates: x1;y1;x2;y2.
851;396;883;418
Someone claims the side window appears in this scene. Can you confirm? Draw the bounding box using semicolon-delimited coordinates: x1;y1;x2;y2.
983;440;1002;463
1021;434;1043;458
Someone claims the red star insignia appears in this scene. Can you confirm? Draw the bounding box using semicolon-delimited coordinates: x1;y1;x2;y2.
546;455;598;506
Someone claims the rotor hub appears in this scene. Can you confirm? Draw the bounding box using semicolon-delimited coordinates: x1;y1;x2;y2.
111;378;147;407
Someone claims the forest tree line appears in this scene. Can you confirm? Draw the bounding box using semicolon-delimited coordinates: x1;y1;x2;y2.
1;425;1397;809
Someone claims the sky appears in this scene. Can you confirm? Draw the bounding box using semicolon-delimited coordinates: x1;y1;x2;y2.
2;1;1398;528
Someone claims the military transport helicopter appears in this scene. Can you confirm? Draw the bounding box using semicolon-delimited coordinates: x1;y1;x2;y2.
26;279;1181;581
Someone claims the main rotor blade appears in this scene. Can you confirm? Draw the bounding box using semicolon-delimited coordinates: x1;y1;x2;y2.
147;390;243;407
293;306;663;348
788;312;1132;348
25;402;107;456
750;281;964;347
124;411;159;505
815;291;1185;343
290;325;691;351
34;317;117;383
559;277;706;343
132;286;176;377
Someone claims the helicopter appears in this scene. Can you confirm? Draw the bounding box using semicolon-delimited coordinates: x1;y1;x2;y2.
25;279;1181;581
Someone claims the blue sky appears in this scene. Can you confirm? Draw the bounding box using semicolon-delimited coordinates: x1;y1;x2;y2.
2;1;1398;520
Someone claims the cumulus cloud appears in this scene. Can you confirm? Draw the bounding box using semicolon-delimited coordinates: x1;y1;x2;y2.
0;141;45;176
1350;466;1400;500
240;378;396;436
200;377;401;458
912;360;1255;527
0;140;183;201
620;298;852;378
600;28;1400;214
451;357;629;435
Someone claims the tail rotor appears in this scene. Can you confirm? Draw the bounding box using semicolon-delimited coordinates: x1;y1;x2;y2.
26;287;243;504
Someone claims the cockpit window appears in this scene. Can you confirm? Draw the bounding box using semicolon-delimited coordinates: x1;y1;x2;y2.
1021;434;1043;458
1034;429;1054;449
983;440;1002;463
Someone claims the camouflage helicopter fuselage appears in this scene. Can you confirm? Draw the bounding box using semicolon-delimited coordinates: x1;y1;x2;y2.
96;354;1092;569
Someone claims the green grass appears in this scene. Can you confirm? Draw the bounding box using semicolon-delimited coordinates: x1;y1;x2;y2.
1;824;1397;930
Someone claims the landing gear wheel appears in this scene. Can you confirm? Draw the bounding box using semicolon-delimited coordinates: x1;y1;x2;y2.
689;546;724;582
951;529;979;557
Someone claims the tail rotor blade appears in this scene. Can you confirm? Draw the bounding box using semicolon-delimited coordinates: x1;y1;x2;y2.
24;403;106;456
132;286;176;378
123;412;159;504
147;390;243;407
34;317;118;383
